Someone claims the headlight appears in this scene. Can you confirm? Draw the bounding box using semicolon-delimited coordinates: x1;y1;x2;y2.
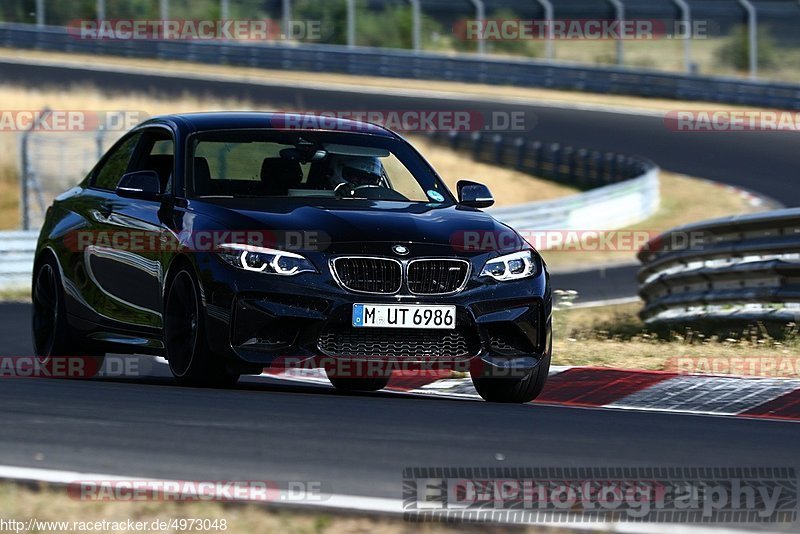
480;250;537;281
217;244;316;276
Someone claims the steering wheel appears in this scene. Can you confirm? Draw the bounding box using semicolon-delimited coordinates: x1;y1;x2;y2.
352;185;408;201
333;181;356;197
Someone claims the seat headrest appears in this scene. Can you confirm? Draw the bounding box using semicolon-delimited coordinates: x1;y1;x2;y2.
261;158;303;196
193;157;212;195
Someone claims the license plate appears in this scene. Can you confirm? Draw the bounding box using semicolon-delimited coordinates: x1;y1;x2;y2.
352;304;456;330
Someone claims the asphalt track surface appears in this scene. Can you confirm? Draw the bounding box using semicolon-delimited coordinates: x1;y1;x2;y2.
0;302;797;516
2;58;798;302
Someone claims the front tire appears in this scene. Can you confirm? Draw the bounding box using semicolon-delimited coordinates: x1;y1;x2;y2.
470;354;550;403
164;268;239;388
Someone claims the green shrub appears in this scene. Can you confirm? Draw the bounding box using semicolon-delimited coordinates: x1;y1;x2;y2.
716;24;778;71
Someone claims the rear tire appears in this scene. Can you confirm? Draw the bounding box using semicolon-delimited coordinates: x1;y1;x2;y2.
32;255;105;377
164;268;239;388
470;354;550;403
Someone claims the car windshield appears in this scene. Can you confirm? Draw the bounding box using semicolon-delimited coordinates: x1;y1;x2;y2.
189;130;453;204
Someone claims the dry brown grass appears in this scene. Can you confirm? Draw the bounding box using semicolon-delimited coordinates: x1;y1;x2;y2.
0;159;18;229
0;482;563;534
541;172;767;271
552;302;800;376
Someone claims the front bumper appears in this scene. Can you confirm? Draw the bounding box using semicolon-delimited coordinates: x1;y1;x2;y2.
196;252;552;374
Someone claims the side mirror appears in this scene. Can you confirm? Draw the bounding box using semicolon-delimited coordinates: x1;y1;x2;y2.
116;171;162;200
457;180;494;208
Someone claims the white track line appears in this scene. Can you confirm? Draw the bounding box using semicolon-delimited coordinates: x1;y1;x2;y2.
0;464;399;515
569;296;642;309
0;465;764;533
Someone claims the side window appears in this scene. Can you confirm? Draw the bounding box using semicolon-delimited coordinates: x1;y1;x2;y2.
129;130;175;194
92;133;142;191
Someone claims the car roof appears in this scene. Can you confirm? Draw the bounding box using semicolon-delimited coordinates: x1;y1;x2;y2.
143;112;398;138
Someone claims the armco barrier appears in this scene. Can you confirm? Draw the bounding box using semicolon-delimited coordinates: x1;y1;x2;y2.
638;209;800;326
429;130;660;231
2;23;800;109
0;231;39;290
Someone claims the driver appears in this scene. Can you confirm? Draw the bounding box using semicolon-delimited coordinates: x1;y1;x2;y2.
327;155;385;195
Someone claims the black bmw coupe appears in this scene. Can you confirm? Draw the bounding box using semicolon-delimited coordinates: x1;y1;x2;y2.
32;113;551;403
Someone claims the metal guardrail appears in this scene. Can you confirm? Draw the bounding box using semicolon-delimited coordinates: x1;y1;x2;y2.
3;23;800;109
0;231;39;290
637;209;800;326
429;130;660;232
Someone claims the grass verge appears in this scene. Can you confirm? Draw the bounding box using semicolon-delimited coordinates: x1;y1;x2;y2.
553;302;800;377
0;482;558;534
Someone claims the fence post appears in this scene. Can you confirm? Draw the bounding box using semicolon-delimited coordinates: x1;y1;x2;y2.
563;146;575;180
160;0;169;21
535;0;555;61
552;144;563;181
671;0;693;73
283;0;292;37
19;108;52;230
471;132;483;161
603;152;615;183
468;0;486;55
576;148;588;187
738;0;758;79
492;134;503;164
532;141;543;175
96;127;106;160
20;134;30;231
447;130;460;150
35;0;45;26
546;143;559;180
408;0;421;52
607;0;624;65
514;137;525;170
346;0;356;48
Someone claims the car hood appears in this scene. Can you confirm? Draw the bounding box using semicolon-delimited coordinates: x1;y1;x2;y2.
189;198;524;255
